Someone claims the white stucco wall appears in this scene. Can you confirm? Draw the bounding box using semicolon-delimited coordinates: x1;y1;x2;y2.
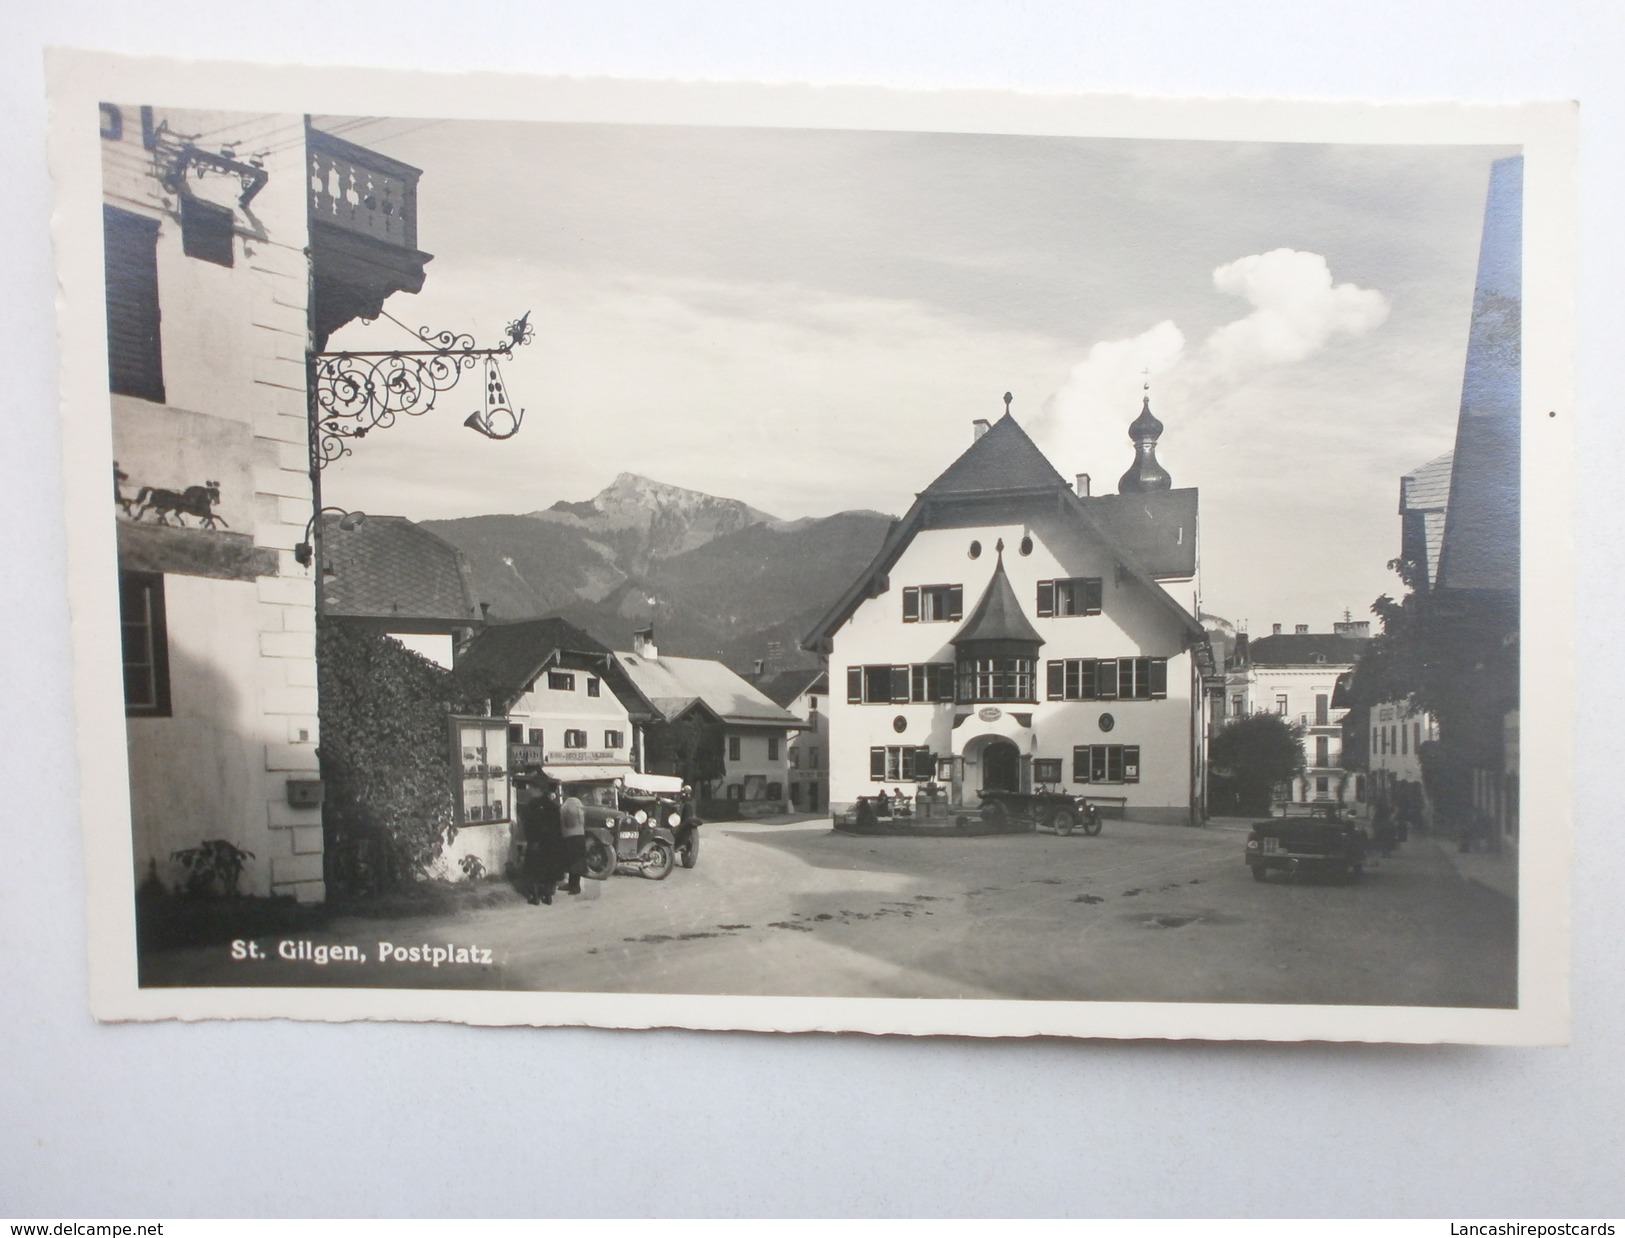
786;688;828;811
827;508;1198;823
107;107;322;900
721;729;793;805
507;666;636;762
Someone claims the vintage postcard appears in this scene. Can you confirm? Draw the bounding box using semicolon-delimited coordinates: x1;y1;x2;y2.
48;50;1575;1042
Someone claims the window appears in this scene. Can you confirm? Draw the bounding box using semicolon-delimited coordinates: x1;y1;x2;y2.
957;656;1036;703
587;677;601;698
180;192;235;267
527;728;544;747
1315;736;1329;767
1414;721;1422;752
789;747;800;768
1071;744;1141;784
1046;658;1167;701
548;671;576;692
508;723;524;743
808;695;818;712
808;746;820;771
1275;694;1288;715
1230;694;1244;717
119;571;171;716
909;662;956;703
604;729;624;749
1315;694;1329;726
563;729;587;749
728;735;742;762
103;206;165;402
869;746;934;782
1036;577;1103;617
1401;724;1409;756
1372;726;1380;756
1315;776;1330;799
767;737;780;761
848;665;910;705
1033;758;1063;785
902;584;964;623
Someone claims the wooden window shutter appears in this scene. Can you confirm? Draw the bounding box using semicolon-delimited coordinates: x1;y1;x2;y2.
902;586;920;622
1124;745;1141;783
1046;660;1064;700
948;585;963;620
1096;659;1119;699
103;206;165;402
1072;746;1090;783
870;748;886;780
1036;580;1055;617
1149;658;1168;699
891;666;910;704
916;747;933;778
1084;578;1104;614
847;667;863;703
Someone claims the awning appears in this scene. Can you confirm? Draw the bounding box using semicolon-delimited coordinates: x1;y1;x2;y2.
540;762;634;784
623;770;685;795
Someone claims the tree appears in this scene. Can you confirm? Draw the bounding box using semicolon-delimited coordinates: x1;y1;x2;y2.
644;714;726;793
1209;712;1306;815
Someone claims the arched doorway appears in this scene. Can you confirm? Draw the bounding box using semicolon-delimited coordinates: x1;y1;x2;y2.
982;738;1021;794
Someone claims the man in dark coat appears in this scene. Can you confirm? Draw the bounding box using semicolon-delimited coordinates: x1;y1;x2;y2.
517;777;563;905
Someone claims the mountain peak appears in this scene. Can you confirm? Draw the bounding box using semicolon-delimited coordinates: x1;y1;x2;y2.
532;473;779;569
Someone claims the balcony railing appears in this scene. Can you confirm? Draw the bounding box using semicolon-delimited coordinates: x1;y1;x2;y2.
309;129;420;249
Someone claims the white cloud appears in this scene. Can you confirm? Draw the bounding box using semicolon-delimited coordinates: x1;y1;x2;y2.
1202;248;1390;378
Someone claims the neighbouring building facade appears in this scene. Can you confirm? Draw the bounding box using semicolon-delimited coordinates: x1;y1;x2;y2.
449;617;653;876
1245;624;1370;806
805;399;1208;824
106;108;429;902
613;628;801;811
754;667;830;813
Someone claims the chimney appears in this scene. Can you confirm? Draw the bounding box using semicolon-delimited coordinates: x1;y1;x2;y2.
973;418;991;441
1272;623;1282;636
1076;473;1091;497
632;625;658;659
1334;620;1372;639
1235;632;1250;662
1295;624;1309;635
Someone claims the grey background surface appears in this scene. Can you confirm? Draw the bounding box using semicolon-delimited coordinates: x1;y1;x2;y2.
4;1;1621;1218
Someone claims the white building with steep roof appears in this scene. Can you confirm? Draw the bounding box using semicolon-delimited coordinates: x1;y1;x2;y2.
805;396;1207;825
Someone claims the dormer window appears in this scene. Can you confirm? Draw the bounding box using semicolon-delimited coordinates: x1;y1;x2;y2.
902;584;963;623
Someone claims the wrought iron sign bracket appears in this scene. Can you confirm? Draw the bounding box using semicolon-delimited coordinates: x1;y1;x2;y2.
308;312;533;470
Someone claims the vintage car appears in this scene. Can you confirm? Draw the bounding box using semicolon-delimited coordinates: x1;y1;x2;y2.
620;771;702;870
974;788;1103;836
1245;809;1368;882
553;777;678;881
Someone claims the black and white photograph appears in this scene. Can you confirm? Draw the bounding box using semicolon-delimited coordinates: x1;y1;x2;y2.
50;53;1571;1043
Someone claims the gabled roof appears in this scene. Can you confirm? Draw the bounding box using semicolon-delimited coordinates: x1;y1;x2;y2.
921;413;1071;497
952;551;1043;647
803;415;1203;651
322;515;482;631
1249;633;1369;668
752;667;828;709
454;617;656;718
614;650;803;730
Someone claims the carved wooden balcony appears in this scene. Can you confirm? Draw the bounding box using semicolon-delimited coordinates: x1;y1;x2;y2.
307;128;434;349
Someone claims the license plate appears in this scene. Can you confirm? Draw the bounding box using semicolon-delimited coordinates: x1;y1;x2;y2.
1263;838;1280;854
618;831;638;840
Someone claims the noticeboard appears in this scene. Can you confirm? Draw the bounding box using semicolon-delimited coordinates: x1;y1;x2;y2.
451;716;511;826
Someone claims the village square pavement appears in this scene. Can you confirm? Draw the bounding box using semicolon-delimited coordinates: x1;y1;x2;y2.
144;817;1518;1008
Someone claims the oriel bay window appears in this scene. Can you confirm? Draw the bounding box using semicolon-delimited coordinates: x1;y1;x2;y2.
870;745;934;782
956;655;1036;703
1045;657;1168;701
1036;577;1103;617
1072;744;1142;784
902;584;963;623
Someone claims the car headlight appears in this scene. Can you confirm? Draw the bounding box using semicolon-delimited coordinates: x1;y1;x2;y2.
634;809;648;825
1246;839;1259;850
667;812;681;828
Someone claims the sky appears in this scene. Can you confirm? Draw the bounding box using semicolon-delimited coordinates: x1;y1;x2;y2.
312;114;1515;634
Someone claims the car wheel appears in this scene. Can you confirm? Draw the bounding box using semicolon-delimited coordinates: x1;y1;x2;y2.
1051;807;1077;836
1083;811;1103;837
1250;865;1268;882
981;801;1007;829
640;840;675;880
677;832;699;869
584;837;617;881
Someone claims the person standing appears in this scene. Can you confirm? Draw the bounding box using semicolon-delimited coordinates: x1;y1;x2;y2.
516;777;557;905
559;788;588;895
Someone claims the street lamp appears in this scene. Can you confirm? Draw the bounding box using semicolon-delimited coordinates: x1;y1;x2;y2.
294;507;365;572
